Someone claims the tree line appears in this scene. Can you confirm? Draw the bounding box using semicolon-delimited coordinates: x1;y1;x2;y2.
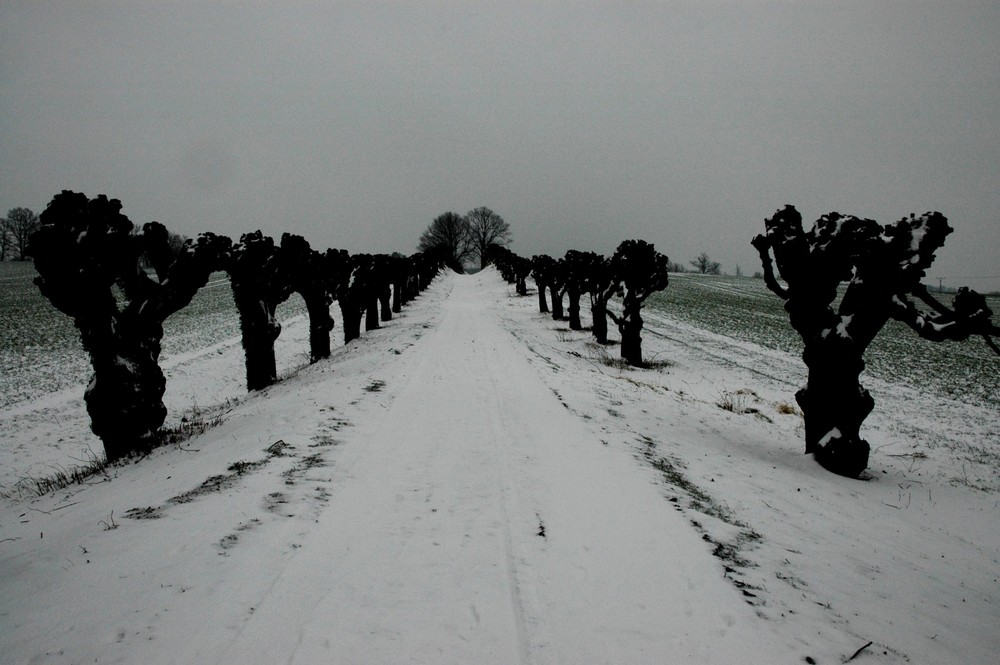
28;191;451;462
22;191;1000;480
485;240;670;368
485;207;999;479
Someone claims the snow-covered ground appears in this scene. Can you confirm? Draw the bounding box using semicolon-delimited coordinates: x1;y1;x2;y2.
1;269;997;664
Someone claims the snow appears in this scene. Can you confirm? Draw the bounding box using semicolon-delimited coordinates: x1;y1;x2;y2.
836;315;853;340
2;269;998;664
818;428;842;447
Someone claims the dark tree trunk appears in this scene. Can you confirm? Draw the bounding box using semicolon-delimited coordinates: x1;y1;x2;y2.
392;282;403;313
379;286;392;321
537;283;549;313
617;307;644;366
516;277;527;296
340;300;362;344
567;288;582;331
84;317;166;461
551;289;564;320
366;296;380;331
234;297;281;391
303;293;333;363
797;343;874;477
591;299;609;344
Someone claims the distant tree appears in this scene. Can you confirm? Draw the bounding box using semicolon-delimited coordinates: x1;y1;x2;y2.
5;207;40;261
607;240;670;366
466;206;511;270
418;212;472;273
690;252;721;275
666;260;687;274
227;231;295;391
753;205;1000;478
28;191;230;460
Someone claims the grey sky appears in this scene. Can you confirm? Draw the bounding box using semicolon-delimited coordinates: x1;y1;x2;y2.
2;1;998;290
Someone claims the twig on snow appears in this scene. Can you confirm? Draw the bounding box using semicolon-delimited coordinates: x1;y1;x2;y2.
847;640;873;662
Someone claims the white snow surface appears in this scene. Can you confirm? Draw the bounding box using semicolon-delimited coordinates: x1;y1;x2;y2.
2;269;998;664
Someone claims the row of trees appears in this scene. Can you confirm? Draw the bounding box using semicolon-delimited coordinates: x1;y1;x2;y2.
486;240;670;367
29;191;449;462
418;207;511;272
487;207;998;480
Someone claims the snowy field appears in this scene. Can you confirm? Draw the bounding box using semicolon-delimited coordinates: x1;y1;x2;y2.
1;266;998;664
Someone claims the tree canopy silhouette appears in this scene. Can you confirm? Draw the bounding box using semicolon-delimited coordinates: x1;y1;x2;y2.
418;212;471;273
606;240;670;366
466;206;511;270
753;205;999;477
29;191;230;460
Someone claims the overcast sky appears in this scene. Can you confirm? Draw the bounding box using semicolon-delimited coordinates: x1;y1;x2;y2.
2;1;998;290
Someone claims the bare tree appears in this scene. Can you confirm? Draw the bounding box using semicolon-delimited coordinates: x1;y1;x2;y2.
418;212;472;273
690;252;721;275
466;206;511;270
753;205;999;477
5;207;40;260
0;217;10;260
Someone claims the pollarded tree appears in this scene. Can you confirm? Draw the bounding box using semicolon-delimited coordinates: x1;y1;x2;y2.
511;255;532;296
753;205;999;478
360;255;383;331
466;206;511;270
227;231;295;391
335;252;377;342
606;240;670;366
323;248;362;344
371;254;394;323
280;233;335;363
530;254;556;313
548;259;567;321
418;212;472;273
560;250;592;331
388;254;412;314
29;191;230;460
580;252;620;345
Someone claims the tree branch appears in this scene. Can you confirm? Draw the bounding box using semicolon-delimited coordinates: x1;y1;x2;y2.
751;234;789;300
911;283;953;317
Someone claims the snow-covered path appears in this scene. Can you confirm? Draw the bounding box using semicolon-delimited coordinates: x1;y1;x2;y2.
193;273;785;663
1;271;790;664
5;269;997;664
